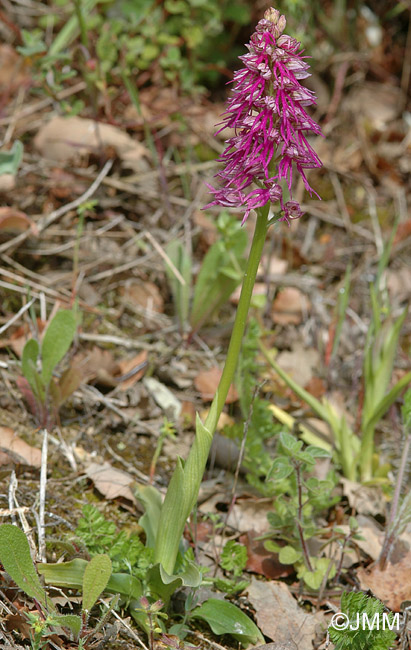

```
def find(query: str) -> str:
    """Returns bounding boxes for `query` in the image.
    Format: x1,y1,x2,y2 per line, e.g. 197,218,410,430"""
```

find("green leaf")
364,370,411,433
38,558,88,589
263,539,282,553
402,388,411,430
267,457,293,481
38,558,142,600
278,545,302,564
146,561,202,603
41,310,77,386
107,572,143,600
82,554,112,613
165,240,192,327
0,141,23,175
192,598,264,645
22,339,44,400
304,445,331,459
0,524,53,613
220,541,247,576
135,484,163,549
279,431,302,455
53,614,82,637
297,557,336,590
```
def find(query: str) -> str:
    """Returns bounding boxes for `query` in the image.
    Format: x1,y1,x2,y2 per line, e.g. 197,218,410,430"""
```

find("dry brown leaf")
271,287,310,325
386,267,411,302
119,281,164,314
0,44,29,90
225,497,272,535
116,350,148,390
34,116,149,172
74,346,118,386
247,577,325,649
357,550,411,611
276,344,320,387
259,256,288,276
85,461,137,504
194,367,238,403
0,427,41,467
0,207,37,234
340,478,386,517
239,532,293,580
343,83,403,129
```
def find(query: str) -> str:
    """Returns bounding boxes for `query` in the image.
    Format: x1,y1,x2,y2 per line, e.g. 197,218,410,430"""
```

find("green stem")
208,204,269,424
153,206,269,572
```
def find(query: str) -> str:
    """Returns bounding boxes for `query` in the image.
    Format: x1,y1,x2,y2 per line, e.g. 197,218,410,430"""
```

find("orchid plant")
151,7,323,582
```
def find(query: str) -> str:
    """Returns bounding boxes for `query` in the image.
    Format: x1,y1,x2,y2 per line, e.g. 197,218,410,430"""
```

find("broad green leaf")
22,339,43,400
135,484,163,549
38,559,142,600
147,561,202,603
0,141,23,175
263,539,282,553
41,310,77,386
82,554,112,613
267,457,293,481
298,557,336,590
153,457,187,572
154,407,215,574
107,573,142,600
52,614,82,637
0,524,53,613
192,598,264,645
278,545,302,564
165,240,192,327
279,431,302,455
304,445,331,458
38,558,88,589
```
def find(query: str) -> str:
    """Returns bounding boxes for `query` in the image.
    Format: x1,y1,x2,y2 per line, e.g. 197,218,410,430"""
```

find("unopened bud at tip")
264,7,286,36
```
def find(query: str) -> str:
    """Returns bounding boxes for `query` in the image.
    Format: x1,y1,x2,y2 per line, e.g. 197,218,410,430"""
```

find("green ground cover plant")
19,309,80,427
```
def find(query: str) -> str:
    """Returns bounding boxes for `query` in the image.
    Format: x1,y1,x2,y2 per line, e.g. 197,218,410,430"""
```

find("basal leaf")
82,553,112,613
22,339,43,400
192,598,264,645
38,559,142,600
0,524,53,612
0,141,23,175
278,545,302,564
41,310,77,387
53,614,82,637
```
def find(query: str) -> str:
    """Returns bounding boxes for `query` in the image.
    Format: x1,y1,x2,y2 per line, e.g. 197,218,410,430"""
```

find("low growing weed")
165,211,248,332
18,309,80,427
262,252,411,482
0,524,113,650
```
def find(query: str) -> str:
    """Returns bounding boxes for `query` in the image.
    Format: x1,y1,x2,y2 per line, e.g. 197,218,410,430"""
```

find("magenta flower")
204,7,322,225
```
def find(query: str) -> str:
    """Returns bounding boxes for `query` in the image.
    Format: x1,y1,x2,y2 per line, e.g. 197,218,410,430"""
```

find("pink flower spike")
203,6,322,225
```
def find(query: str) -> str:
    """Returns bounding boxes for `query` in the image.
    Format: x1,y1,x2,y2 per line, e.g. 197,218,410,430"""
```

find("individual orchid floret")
204,7,322,225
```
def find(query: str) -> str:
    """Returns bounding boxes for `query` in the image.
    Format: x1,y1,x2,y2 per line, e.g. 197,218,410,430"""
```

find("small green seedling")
165,211,248,332
0,524,112,649
264,431,342,590
19,309,80,426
